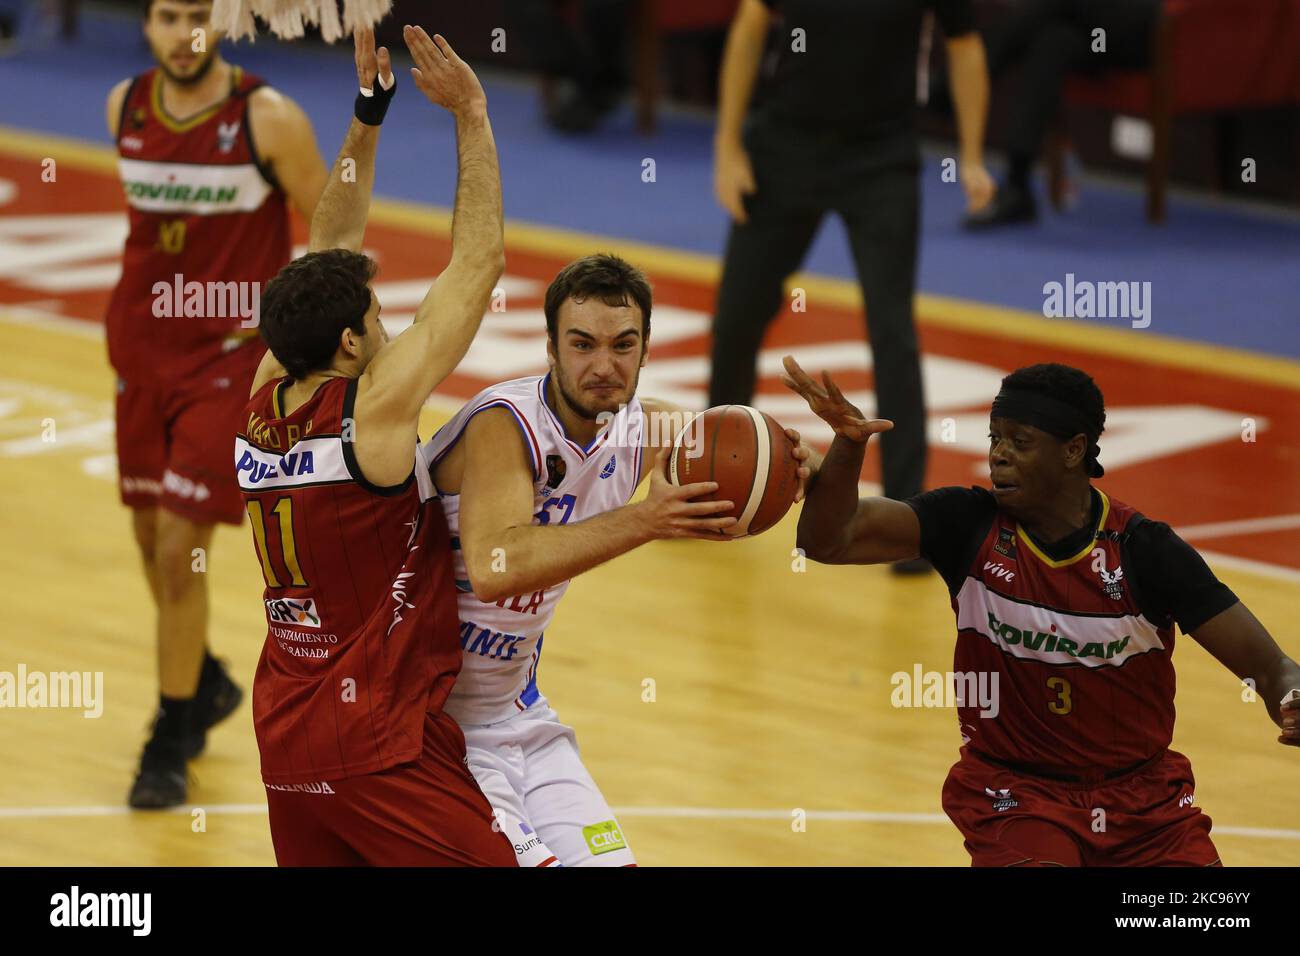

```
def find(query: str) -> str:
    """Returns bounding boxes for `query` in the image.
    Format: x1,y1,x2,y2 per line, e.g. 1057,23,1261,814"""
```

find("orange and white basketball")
667,405,800,537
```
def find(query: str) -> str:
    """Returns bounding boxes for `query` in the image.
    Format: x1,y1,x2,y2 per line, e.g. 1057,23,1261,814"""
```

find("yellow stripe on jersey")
1016,489,1113,569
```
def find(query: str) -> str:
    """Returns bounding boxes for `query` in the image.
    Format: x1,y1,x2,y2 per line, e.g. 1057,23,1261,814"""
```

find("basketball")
667,405,800,537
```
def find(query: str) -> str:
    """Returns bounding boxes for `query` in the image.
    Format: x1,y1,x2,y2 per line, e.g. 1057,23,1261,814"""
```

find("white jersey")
421,373,645,726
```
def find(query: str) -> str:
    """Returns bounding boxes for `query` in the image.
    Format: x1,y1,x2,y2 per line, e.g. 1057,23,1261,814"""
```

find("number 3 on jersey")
1047,676,1073,715
536,493,577,525
247,497,309,588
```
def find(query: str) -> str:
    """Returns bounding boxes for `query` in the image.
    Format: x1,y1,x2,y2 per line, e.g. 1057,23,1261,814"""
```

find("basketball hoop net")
211,0,393,43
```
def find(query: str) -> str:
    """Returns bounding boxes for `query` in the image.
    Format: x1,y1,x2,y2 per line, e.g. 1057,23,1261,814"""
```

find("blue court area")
6,1,1299,357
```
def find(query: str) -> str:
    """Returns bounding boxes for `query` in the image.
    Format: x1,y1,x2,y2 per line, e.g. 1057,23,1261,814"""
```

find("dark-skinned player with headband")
783,354,1299,866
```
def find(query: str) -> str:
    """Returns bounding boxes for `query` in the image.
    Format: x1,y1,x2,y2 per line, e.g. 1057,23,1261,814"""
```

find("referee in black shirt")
711,0,995,574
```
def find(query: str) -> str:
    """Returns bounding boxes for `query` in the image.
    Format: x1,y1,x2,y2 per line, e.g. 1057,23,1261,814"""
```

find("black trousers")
708,117,926,501
985,0,1159,158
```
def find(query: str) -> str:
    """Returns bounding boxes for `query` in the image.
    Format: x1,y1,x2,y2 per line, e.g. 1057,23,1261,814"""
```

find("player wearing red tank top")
238,25,515,865
109,0,328,809
786,356,1300,866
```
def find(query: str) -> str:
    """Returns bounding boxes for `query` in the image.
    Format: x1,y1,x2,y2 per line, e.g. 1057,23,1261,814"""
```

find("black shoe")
890,557,933,576
962,185,1038,230
186,657,244,759
128,726,189,809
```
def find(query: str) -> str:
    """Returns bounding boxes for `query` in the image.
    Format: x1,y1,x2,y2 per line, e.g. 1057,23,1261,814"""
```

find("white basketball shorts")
460,702,635,868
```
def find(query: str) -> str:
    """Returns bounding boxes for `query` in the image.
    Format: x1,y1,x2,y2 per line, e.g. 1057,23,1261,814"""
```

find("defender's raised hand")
781,355,893,444
404,25,486,114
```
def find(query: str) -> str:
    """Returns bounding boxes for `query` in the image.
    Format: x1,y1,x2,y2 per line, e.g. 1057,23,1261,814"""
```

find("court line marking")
1177,514,1300,541
0,804,1295,840
3,127,1299,391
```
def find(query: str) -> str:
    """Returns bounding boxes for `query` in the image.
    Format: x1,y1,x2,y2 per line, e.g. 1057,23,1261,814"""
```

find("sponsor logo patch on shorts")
984,786,1018,812
583,820,626,856
264,781,335,794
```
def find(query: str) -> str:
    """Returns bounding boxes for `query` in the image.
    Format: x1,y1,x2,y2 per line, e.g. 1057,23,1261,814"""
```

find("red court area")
4,149,1299,570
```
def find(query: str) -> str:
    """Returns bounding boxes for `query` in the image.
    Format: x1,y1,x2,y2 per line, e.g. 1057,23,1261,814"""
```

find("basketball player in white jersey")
424,253,811,866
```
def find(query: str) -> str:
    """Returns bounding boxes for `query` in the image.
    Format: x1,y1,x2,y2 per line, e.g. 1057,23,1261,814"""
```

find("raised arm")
457,409,736,603
356,26,504,424
782,355,920,564
307,29,392,253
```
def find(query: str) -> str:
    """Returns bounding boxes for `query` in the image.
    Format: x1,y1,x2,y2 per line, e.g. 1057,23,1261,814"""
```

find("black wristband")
354,77,396,126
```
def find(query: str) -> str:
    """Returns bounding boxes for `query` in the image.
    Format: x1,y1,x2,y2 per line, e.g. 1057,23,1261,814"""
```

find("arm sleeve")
905,485,996,592
929,0,978,37
1127,520,1239,634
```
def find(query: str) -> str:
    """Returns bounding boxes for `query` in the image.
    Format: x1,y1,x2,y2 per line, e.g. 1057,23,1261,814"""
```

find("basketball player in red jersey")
235,25,514,865
785,356,1300,866
107,0,328,808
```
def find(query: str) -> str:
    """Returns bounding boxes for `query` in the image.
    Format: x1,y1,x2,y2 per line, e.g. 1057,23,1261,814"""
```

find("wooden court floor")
3,315,1299,866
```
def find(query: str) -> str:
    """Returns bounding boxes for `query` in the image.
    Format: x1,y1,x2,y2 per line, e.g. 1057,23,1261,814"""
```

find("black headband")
990,388,1105,478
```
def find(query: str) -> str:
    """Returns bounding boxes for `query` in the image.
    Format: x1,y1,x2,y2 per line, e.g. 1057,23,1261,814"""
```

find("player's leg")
128,507,217,808
117,378,166,602
128,368,248,808
118,377,193,807
1098,750,1221,867
462,719,564,867
941,750,1085,867
343,712,518,866
518,706,636,867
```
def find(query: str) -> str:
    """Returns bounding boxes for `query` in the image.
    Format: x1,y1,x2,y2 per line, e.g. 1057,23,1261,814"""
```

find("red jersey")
107,66,289,386
946,490,1179,774
236,377,464,785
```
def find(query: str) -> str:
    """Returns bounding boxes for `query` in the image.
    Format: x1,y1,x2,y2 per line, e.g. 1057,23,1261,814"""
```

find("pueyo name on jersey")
234,436,349,491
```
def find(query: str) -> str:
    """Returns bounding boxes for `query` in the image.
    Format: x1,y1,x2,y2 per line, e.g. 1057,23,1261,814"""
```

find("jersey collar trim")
1015,488,1110,569
149,64,241,134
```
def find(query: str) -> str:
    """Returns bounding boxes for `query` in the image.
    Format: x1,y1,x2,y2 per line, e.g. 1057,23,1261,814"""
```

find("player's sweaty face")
145,1,218,86
988,418,1061,515
549,298,646,420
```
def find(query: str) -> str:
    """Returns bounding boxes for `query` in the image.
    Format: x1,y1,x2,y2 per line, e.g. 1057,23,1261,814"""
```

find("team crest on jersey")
993,527,1017,559
543,454,567,494
1090,548,1125,600
984,786,1018,812
217,120,241,154
599,454,616,479
265,597,321,628
130,106,146,129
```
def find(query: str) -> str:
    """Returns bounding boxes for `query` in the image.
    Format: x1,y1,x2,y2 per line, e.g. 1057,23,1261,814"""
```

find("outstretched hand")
403,24,486,115
781,355,894,444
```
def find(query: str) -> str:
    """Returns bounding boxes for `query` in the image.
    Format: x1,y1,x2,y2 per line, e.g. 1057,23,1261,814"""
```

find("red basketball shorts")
114,342,263,525
942,746,1220,867
264,711,519,867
